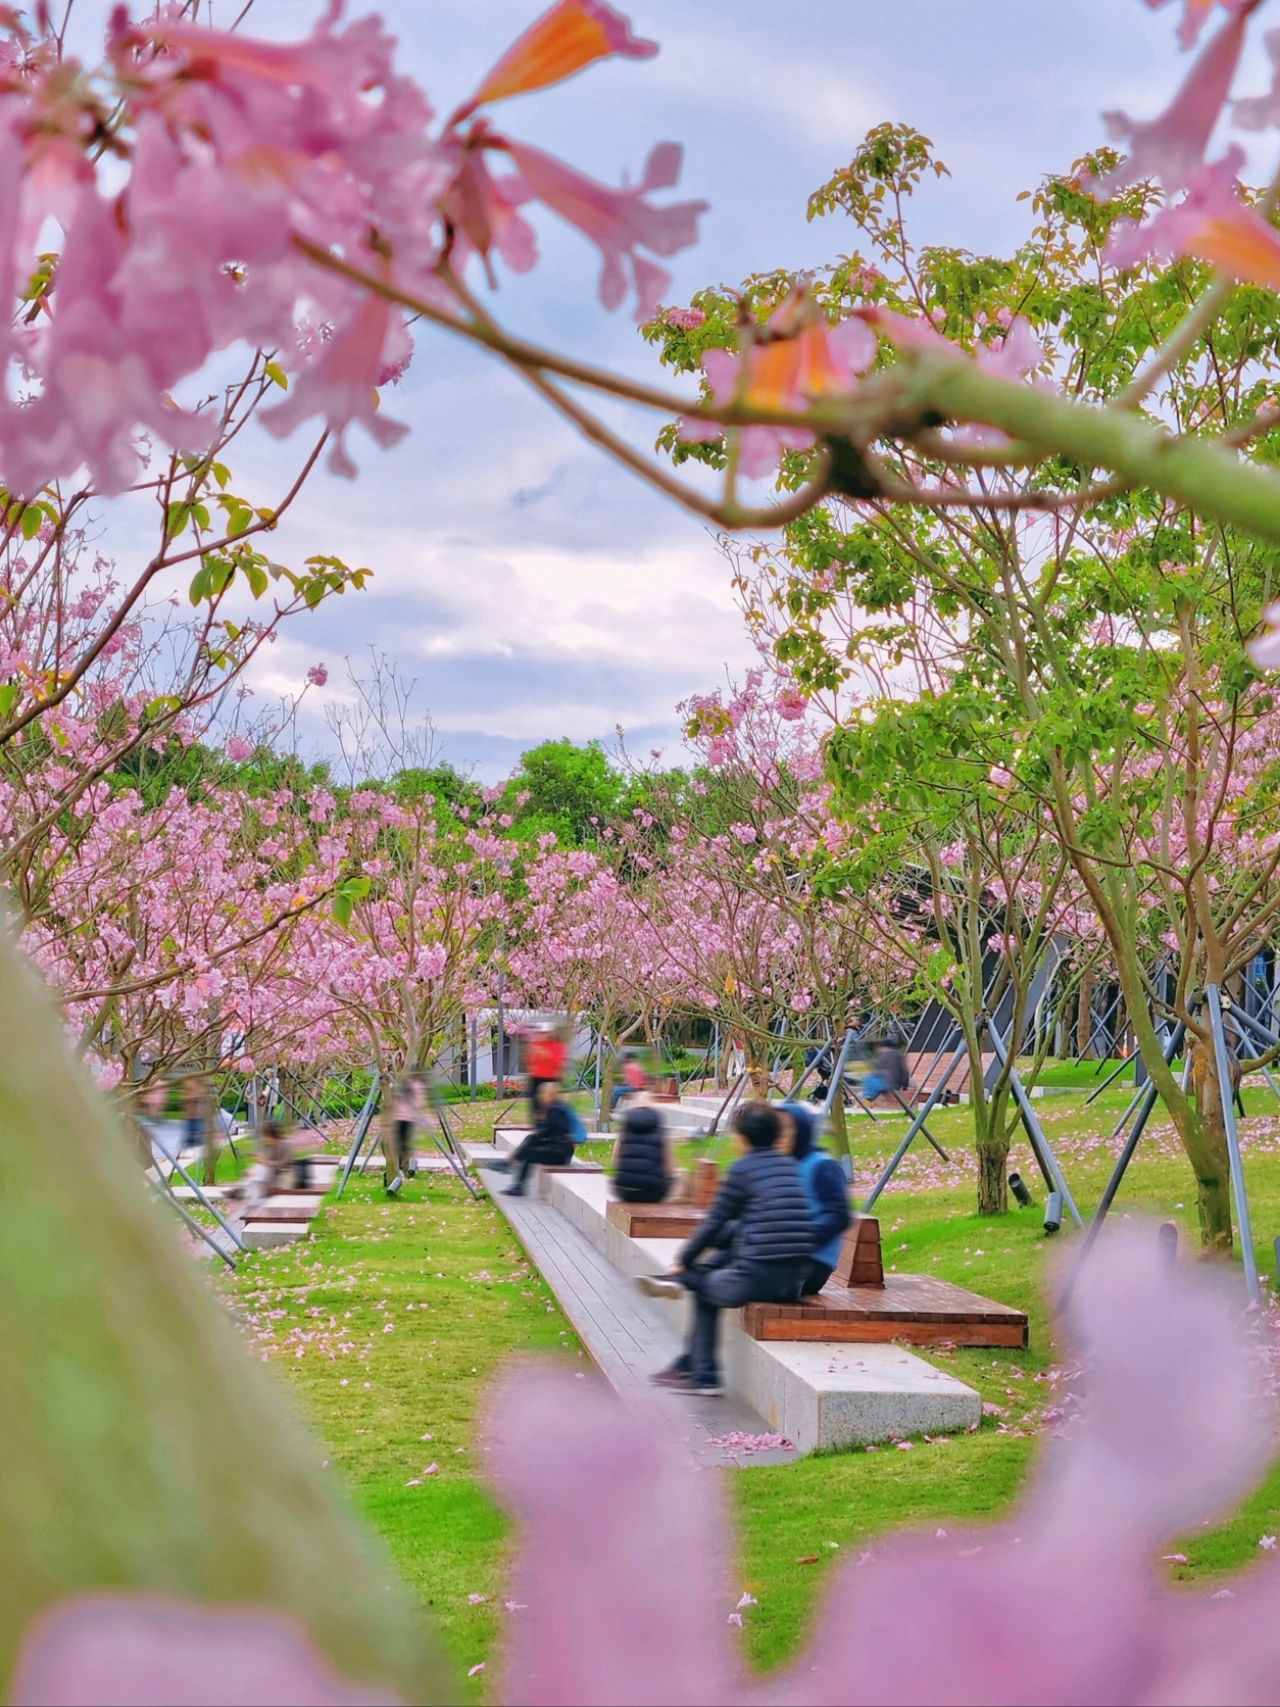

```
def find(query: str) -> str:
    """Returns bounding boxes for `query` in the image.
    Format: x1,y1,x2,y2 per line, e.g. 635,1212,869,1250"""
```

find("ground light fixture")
1009,1171,1033,1208
1159,1221,1179,1267
1044,1191,1063,1234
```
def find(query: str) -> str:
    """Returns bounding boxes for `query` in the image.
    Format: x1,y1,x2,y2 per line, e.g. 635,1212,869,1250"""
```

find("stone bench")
543,1170,981,1452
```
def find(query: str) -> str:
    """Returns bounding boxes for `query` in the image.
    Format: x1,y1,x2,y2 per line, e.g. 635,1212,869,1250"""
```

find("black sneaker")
502,1184,525,1197
679,1378,724,1398
649,1365,692,1389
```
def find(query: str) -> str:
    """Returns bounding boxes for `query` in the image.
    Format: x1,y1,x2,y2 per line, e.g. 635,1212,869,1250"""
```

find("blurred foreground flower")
483,1231,1276,1706
11,1597,400,1706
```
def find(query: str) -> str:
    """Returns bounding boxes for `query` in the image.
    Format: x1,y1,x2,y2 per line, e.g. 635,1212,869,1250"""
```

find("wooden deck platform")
744,1274,1028,1348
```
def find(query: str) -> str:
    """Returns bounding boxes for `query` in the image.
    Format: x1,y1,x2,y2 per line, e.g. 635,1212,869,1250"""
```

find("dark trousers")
616,1180,671,1204
512,1133,573,1190
802,1257,834,1297
677,1257,809,1384
394,1119,416,1176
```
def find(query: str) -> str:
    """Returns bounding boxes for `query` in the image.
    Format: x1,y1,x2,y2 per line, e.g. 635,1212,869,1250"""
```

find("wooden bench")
741,1215,1029,1349
606,1199,703,1239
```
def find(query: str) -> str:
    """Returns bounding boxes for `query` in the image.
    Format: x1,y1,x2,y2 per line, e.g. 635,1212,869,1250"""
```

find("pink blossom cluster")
0,0,704,495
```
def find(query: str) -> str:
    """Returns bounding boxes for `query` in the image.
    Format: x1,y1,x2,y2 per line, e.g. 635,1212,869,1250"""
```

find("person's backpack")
565,1105,589,1146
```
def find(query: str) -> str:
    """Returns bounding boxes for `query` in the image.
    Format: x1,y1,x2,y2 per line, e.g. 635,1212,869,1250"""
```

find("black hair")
733,1101,781,1150
779,1101,819,1158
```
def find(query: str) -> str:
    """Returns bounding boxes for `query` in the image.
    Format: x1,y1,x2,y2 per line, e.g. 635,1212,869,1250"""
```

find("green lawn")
218,1087,1280,1691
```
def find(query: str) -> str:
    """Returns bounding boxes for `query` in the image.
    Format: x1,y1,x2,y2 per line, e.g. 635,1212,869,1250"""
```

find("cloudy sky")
142,1,1229,776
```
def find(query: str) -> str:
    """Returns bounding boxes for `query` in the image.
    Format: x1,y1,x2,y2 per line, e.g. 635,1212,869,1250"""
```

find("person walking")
610,1049,647,1111
778,1102,851,1296
860,1039,908,1105
611,1079,673,1204
502,1079,575,1197
525,1022,568,1121
383,1073,421,1196
638,1102,813,1396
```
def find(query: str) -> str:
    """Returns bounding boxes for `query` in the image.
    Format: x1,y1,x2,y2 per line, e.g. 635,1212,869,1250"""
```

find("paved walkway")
476,1159,796,1468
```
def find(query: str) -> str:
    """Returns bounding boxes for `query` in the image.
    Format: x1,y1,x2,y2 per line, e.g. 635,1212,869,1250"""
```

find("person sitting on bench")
638,1101,814,1397
611,1082,673,1204
859,1039,908,1104
503,1079,575,1197
779,1102,851,1296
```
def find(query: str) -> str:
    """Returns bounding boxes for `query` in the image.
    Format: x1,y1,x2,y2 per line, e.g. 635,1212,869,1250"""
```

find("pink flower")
988,764,1015,790
225,735,254,763
667,306,706,330
1097,9,1249,197
261,291,412,479
482,1231,1271,1705
306,664,329,688
11,1595,400,1705
1146,0,1250,51
682,295,876,477
1248,601,1280,669
1233,25,1280,128
502,139,706,320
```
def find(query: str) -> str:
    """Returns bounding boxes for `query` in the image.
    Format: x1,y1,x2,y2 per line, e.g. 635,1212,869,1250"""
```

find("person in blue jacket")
778,1101,852,1297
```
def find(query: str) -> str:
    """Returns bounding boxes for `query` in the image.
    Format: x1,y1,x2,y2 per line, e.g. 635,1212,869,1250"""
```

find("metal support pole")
985,1021,1083,1228
862,1038,967,1211
1063,1021,1187,1305
593,1028,604,1130
1220,1003,1280,1111
818,1029,860,1121
149,1177,237,1270
1206,984,1261,1306
337,1071,381,1198
156,1145,247,1252
1085,1051,1140,1108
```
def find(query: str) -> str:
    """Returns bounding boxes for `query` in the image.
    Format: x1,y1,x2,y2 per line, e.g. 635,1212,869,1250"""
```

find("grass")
218,1085,1280,1691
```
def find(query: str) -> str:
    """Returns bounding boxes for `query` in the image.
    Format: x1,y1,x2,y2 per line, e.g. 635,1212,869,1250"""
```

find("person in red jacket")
525,1023,567,1120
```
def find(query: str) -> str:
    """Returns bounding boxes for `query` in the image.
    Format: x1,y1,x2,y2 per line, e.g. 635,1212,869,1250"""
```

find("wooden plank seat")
743,1274,1028,1348
740,1215,1028,1349
606,1198,704,1240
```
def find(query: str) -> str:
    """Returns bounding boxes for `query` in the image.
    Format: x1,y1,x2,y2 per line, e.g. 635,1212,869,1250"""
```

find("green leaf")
331,892,353,929
0,682,21,720
19,506,42,541
188,565,211,606
264,361,289,390
166,502,192,540
242,560,269,600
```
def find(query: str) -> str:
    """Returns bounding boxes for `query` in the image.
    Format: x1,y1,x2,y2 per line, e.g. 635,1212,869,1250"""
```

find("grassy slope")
220,1088,1280,1689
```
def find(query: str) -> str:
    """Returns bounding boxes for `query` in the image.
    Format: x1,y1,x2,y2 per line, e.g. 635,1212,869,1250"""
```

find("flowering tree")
647,111,1280,1246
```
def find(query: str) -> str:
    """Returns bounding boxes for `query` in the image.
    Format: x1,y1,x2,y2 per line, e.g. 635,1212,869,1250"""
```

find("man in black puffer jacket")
638,1101,814,1396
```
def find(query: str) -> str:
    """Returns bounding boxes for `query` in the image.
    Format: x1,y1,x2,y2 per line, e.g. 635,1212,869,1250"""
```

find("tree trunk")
827,1091,852,1169
1076,966,1097,1058
1189,1041,1236,1255
976,1139,1009,1216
